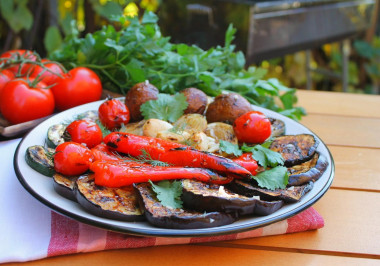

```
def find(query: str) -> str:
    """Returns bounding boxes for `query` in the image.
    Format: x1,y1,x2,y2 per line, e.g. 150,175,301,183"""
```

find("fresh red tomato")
51,67,102,111
0,79,55,124
64,119,103,148
0,69,14,98
54,142,94,176
30,59,65,86
233,111,271,144
0,49,37,74
98,98,130,130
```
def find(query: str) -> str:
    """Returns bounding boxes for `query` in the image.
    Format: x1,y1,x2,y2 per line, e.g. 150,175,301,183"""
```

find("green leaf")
140,93,188,123
150,180,183,209
2,0,33,33
219,140,242,157
242,144,284,169
44,26,63,55
253,166,289,190
92,1,122,19
224,24,236,48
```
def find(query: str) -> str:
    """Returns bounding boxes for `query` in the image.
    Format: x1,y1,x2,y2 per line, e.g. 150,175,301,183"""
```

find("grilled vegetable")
104,132,253,179
134,182,236,229
77,110,98,122
288,152,328,186
90,160,233,187
142,119,173,138
173,113,208,134
182,179,283,216
269,134,318,166
91,143,121,161
180,87,208,115
204,122,238,144
74,174,144,221
227,180,314,203
25,145,55,177
46,124,66,148
269,118,285,137
53,173,78,201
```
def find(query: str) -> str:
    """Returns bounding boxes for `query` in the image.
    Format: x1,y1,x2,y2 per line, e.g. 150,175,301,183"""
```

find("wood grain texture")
300,114,380,148
219,189,380,257
3,245,380,266
329,146,380,191
296,90,380,118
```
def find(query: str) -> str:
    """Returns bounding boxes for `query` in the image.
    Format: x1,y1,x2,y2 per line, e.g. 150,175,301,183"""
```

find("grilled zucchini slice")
134,182,236,229
46,124,66,148
25,145,55,177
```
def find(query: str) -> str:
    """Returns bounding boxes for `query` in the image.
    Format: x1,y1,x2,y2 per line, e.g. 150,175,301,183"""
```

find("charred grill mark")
107,141,118,149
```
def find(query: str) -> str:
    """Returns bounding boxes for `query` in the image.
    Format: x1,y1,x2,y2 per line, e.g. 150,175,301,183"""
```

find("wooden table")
5,90,380,265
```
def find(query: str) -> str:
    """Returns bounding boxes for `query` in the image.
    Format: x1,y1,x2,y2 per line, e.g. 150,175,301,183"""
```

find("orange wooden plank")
296,90,380,118
329,146,380,191
219,189,380,257
4,245,379,266
299,114,380,148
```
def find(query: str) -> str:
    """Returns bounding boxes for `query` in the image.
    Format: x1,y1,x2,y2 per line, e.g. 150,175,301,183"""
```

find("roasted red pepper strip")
91,143,121,161
232,153,258,175
104,132,253,179
90,160,233,187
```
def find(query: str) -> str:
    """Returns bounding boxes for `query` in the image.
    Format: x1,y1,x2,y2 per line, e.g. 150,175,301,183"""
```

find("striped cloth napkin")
0,139,324,263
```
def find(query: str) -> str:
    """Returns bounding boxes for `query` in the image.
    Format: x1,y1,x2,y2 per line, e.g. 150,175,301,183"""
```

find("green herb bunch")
50,11,305,120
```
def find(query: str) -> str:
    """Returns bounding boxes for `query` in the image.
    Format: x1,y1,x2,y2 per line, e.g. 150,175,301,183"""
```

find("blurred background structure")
0,0,379,94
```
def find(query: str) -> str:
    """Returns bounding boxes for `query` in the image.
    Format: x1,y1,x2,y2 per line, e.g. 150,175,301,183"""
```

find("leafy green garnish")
254,166,289,190
219,140,242,157
95,119,112,138
149,180,183,209
242,144,284,169
140,93,188,123
49,11,305,120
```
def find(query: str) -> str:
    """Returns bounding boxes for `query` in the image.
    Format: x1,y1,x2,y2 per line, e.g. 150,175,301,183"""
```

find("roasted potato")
174,114,208,134
188,132,219,153
142,119,173,138
181,87,208,114
205,93,252,124
125,81,159,122
156,130,191,144
204,122,238,144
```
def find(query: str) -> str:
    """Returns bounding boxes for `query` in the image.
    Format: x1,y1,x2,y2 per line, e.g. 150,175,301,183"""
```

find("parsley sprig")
219,140,288,190
149,180,183,209
50,11,305,120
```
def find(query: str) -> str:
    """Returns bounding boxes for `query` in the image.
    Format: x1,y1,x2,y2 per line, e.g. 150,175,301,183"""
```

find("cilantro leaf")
219,140,242,157
140,93,188,123
253,166,289,190
149,180,183,209
242,143,284,169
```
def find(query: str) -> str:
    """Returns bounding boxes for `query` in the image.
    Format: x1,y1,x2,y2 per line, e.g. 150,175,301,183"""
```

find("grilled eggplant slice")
134,182,236,229
53,173,78,201
269,118,285,137
46,124,66,148
181,179,284,216
25,145,55,177
288,152,328,186
270,134,318,166
181,179,257,216
75,174,144,222
228,180,314,203
76,110,98,121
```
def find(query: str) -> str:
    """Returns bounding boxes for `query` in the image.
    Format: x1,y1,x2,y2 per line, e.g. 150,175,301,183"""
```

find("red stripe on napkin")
47,212,80,257
105,231,156,250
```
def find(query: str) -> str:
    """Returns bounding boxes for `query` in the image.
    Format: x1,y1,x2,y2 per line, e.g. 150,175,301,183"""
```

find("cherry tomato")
98,98,130,130
0,50,37,74
64,119,103,148
51,67,102,111
30,59,65,86
0,69,14,98
233,111,271,144
54,142,94,176
0,79,55,124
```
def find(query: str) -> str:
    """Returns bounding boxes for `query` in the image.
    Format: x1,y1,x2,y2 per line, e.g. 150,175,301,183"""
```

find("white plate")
14,99,334,237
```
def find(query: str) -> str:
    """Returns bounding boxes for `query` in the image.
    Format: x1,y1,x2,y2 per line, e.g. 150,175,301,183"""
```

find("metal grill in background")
158,0,376,91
